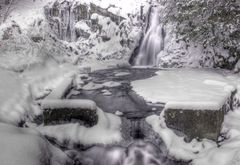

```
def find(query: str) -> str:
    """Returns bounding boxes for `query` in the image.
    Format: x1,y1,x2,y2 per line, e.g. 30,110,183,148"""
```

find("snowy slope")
0,68,40,124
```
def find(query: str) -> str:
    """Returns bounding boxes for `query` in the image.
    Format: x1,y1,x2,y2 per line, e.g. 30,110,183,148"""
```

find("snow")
0,122,72,165
78,0,149,18
132,69,239,110
5,0,52,30
103,81,121,88
22,60,77,100
41,99,97,111
102,89,112,96
115,111,123,116
75,21,90,32
3,0,53,30
0,57,78,125
114,72,131,77
45,76,73,100
0,68,40,125
37,108,122,145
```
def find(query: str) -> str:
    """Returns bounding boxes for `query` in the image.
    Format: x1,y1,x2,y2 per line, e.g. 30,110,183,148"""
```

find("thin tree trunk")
3,0,14,23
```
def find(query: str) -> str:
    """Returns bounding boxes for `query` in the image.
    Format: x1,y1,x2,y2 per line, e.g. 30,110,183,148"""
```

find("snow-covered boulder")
132,69,240,140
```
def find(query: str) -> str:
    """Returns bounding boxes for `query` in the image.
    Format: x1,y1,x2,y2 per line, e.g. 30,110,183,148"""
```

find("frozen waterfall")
134,7,165,66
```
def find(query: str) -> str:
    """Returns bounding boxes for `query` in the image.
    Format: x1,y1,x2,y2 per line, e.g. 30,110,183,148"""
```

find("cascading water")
134,7,165,66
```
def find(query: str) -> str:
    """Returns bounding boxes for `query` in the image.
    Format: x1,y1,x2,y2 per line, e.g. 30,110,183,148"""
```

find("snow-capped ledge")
132,69,240,140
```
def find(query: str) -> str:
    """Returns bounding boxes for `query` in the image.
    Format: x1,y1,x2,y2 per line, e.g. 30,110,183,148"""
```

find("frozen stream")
66,67,188,165
70,68,164,116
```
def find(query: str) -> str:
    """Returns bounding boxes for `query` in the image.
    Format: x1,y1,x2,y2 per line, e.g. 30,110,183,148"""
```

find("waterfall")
134,7,165,66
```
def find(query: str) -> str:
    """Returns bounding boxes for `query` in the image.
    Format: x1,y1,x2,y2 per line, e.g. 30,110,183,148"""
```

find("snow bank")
38,108,122,145
45,77,73,100
0,59,78,125
0,123,72,165
41,99,97,111
22,60,77,100
0,69,40,125
132,69,239,110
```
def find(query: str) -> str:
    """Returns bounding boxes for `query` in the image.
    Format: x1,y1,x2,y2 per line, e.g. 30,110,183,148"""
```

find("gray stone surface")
165,108,224,141
43,106,98,127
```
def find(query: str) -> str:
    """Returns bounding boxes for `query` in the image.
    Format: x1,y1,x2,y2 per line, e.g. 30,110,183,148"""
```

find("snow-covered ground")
0,122,72,165
146,107,240,165
132,69,240,110
0,68,40,124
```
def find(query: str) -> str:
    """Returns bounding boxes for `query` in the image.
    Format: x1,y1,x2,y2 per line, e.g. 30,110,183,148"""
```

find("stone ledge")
165,109,224,141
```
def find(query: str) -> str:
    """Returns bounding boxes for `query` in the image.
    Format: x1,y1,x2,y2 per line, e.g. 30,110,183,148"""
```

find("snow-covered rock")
132,69,239,110
38,108,122,145
146,107,240,165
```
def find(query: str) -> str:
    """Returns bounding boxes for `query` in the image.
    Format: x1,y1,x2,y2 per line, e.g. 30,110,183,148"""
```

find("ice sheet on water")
132,69,239,110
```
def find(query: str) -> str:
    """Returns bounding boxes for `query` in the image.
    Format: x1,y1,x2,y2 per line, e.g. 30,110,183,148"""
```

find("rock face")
165,109,224,141
164,93,235,141
44,1,125,42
